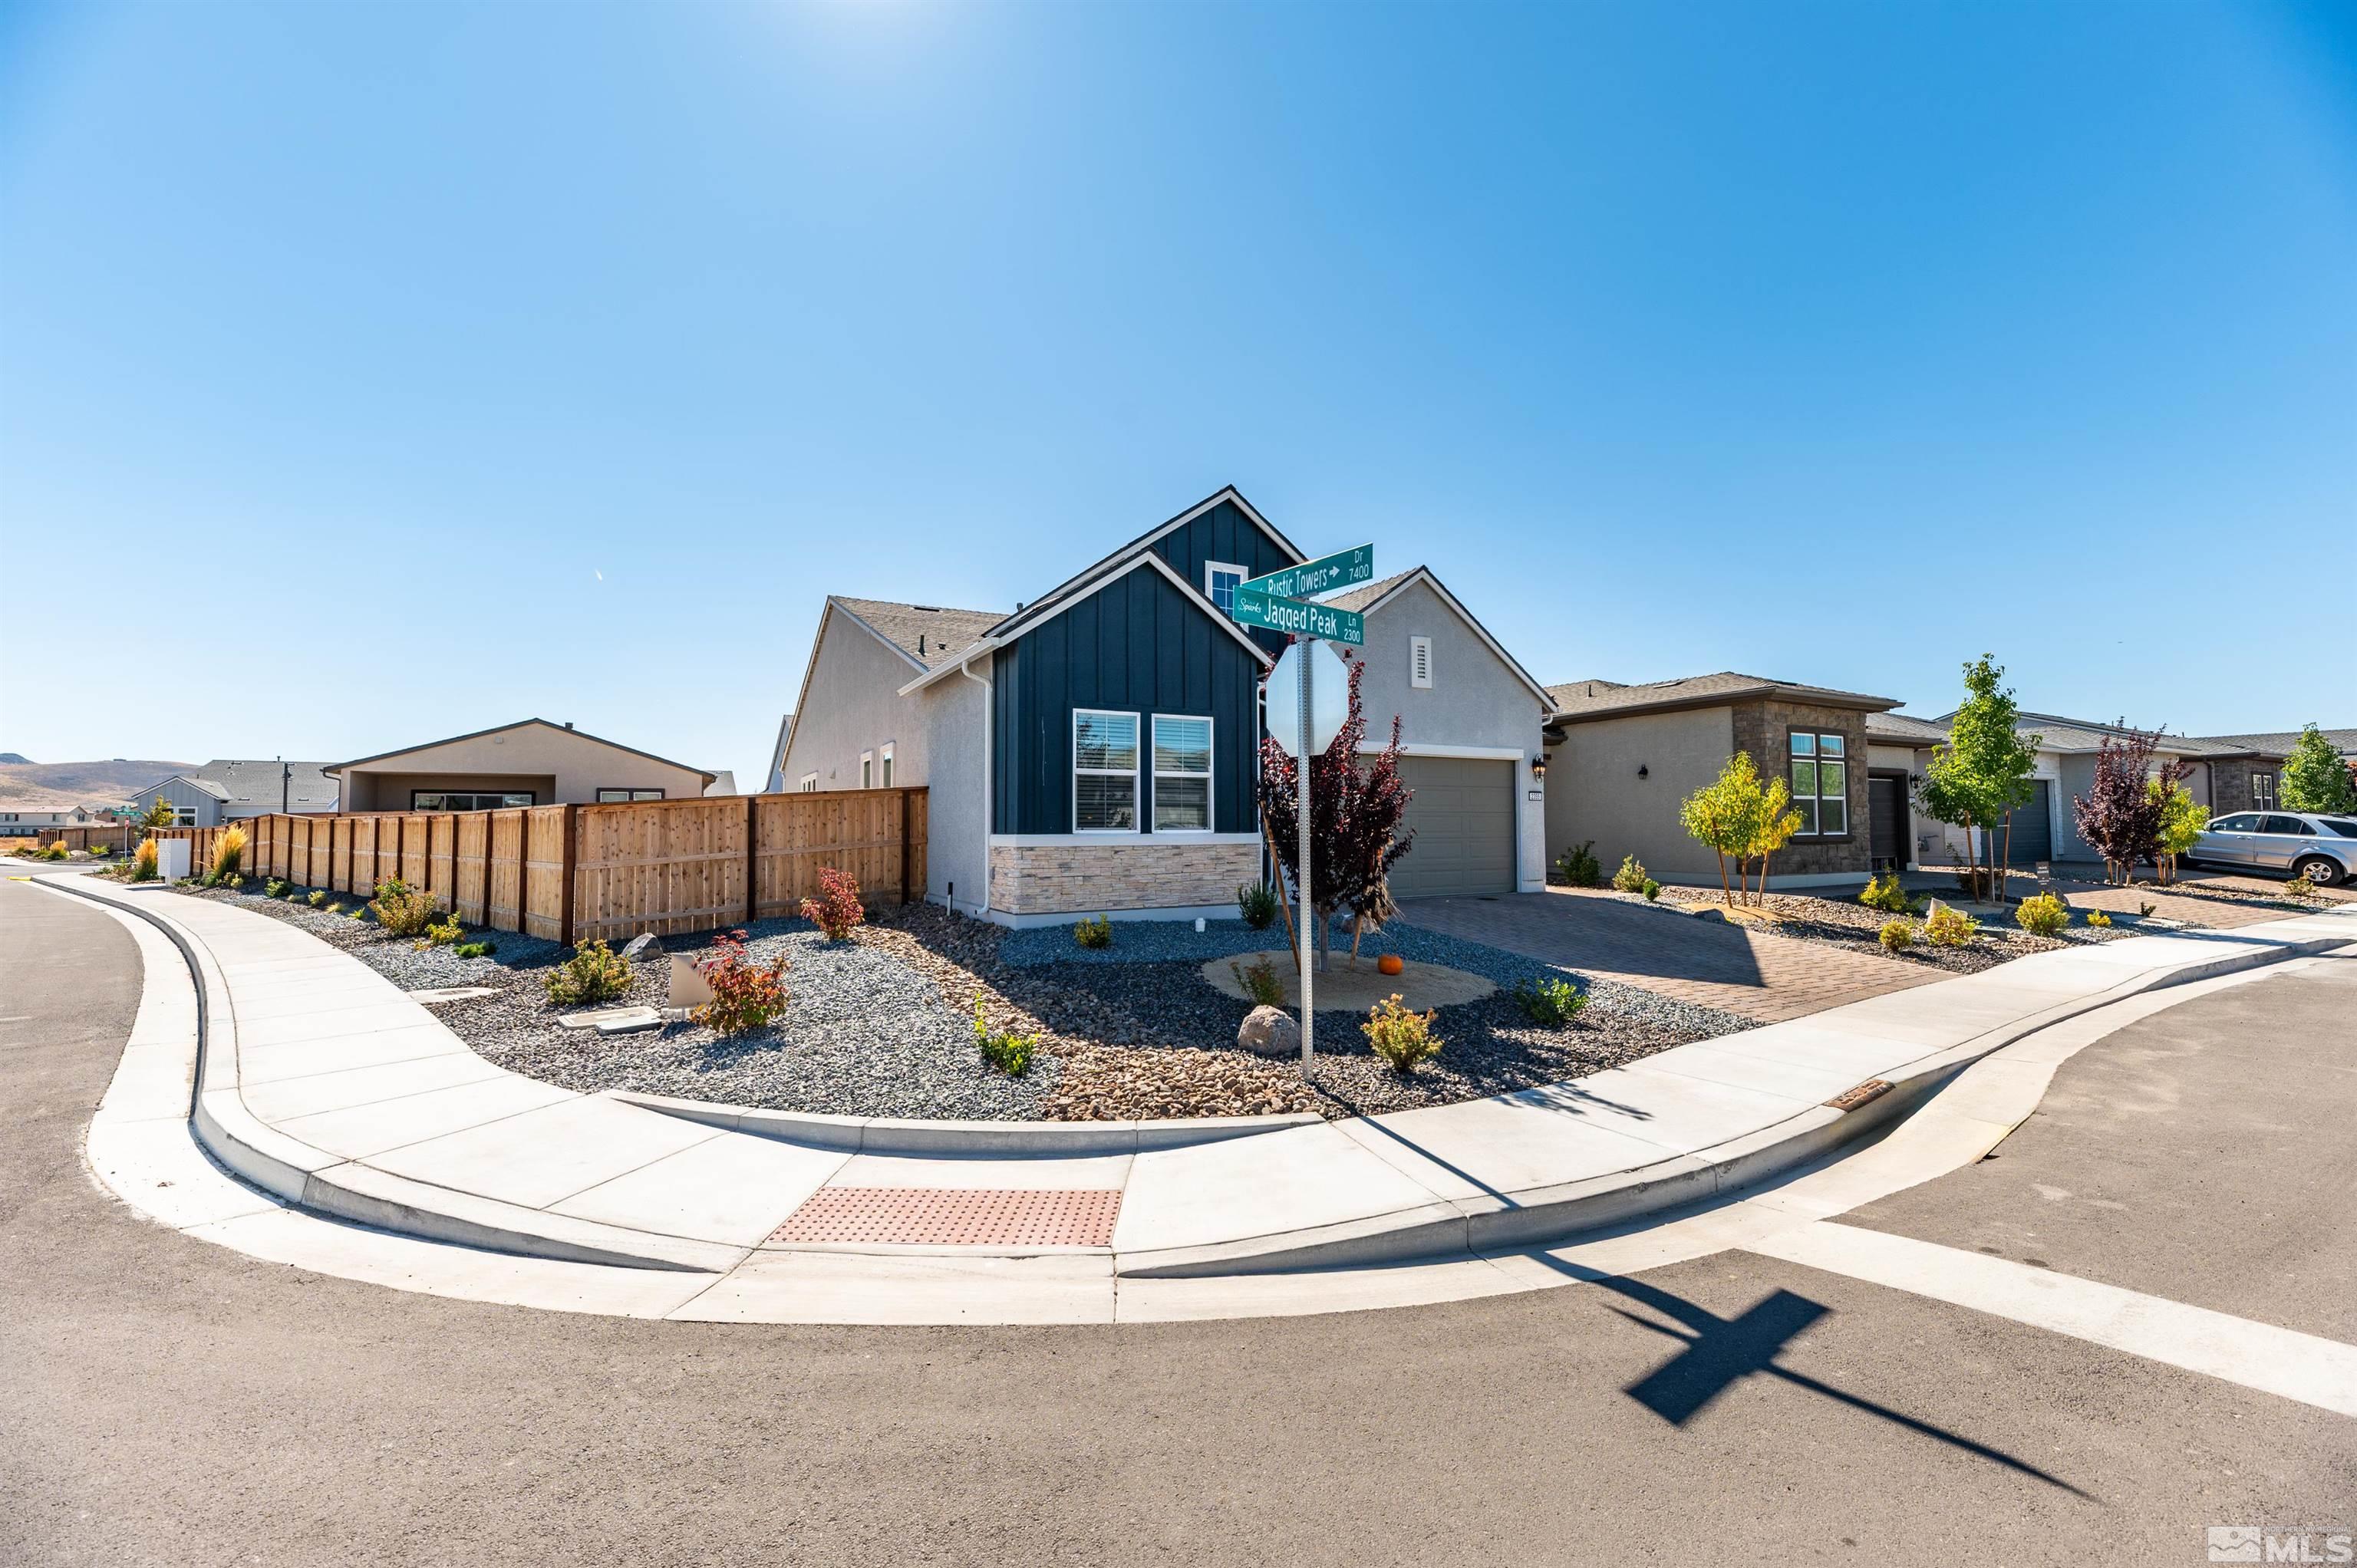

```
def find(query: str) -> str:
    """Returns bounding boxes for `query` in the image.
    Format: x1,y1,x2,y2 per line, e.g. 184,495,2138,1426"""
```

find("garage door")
1993,781,2054,865
1389,756,1516,898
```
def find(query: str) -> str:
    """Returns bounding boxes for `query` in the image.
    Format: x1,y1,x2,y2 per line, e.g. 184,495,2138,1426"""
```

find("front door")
1867,775,1906,871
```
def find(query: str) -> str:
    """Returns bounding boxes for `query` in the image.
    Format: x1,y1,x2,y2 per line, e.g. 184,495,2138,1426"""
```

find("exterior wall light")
1530,757,1548,780
1637,764,1650,779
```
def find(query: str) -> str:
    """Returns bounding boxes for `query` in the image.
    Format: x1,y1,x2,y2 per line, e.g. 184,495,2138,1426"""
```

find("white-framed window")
799,772,819,792
595,788,664,802
2252,771,2277,810
860,750,875,789
1409,635,1433,690
411,791,534,812
1073,709,1140,832
880,743,894,789
1788,731,1848,836
1152,715,1213,832
1205,560,1248,616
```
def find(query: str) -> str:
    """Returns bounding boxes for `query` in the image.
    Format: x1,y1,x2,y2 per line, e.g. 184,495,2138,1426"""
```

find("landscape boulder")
1237,1005,1300,1058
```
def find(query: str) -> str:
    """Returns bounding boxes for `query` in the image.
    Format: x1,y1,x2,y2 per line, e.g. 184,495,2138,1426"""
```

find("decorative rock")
1237,1005,1300,1058
621,932,660,960
557,1005,661,1032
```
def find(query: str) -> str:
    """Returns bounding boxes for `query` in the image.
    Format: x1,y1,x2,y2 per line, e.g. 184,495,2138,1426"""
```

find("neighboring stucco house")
1925,712,2242,867
776,486,1551,926
761,714,795,795
1324,567,1553,898
1541,673,1900,890
129,759,338,826
325,719,715,811
0,805,102,833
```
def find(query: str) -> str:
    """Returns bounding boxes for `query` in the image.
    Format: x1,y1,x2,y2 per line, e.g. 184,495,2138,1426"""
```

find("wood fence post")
898,788,911,906
745,795,758,924
559,804,579,949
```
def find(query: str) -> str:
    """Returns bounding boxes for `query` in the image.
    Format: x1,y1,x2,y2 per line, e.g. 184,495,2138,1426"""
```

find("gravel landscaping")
164,879,1755,1123
1647,884,2135,973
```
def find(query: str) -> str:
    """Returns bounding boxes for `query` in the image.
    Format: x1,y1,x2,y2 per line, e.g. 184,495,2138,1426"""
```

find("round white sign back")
1265,640,1350,757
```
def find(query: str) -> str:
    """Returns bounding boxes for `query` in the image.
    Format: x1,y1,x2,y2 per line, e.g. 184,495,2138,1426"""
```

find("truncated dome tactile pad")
769,1188,1123,1248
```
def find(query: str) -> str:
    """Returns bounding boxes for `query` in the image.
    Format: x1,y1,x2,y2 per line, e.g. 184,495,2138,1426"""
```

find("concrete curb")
1110,917,2356,1277
45,875,740,1275
611,1089,1321,1156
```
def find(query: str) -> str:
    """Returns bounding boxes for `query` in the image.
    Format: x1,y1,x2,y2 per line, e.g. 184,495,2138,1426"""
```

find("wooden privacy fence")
150,787,928,947
31,824,142,852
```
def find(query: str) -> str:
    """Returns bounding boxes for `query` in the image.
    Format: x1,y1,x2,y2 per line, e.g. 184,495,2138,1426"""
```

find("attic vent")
1410,637,1432,690
918,635,926,654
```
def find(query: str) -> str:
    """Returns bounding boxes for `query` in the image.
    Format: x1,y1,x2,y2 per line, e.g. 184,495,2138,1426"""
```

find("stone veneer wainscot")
988,840,1262,917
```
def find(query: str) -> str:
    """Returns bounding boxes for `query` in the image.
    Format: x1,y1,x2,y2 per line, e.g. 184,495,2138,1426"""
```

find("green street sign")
1230,584,1364,646
1242,544,1374,603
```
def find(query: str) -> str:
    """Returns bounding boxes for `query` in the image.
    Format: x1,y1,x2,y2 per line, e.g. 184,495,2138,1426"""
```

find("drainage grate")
769,1188,1122,1247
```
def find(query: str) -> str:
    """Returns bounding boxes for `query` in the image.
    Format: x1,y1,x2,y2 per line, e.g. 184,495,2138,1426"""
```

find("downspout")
959,654,993,918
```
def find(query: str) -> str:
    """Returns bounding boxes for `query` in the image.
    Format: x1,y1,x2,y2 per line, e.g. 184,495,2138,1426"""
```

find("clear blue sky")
4,1,2352,786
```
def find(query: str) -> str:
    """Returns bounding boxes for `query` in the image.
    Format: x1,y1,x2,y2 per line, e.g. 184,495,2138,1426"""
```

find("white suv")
2190,812,2357,888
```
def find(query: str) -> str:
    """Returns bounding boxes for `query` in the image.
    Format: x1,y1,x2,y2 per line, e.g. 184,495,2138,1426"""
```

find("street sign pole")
1297,636,1314,1069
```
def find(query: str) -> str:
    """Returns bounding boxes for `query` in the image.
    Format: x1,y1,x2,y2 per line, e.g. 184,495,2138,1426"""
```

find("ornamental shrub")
798,867,865,940
44,840,71,861
1642,878,1662,901
1230,954,1287,1010
1236,881,1281,931
2085,909,2112,927
1073,913,1113,950
2284,875,2318,901
1860,871,1914,915
692,930,790,1036
453,940,496,959
1554,841,1601,888
265,878,289,899
369,877,439,938
546,939,631,1006
973,993,1037,1076
1878,918,1917,953
210,825,248,880
1611,854,1650,894
1512,974,1587,1027
2014,893,2069,937
307,890,328,908
418,912,463,949
1363,994,1442,1075
1924,903,1977,947
131,839,159,881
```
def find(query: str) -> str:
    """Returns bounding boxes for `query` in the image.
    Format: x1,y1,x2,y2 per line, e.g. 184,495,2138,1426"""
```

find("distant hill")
0,753,30,765
0,758,195,810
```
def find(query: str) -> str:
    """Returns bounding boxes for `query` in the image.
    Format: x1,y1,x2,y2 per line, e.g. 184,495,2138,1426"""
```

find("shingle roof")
1989,712,2249,757
833,598,1007,670
2184,728,2357,758
1865,711,1952,745
1324,568,1419,614
196,759,338,810
1545,671,1897,721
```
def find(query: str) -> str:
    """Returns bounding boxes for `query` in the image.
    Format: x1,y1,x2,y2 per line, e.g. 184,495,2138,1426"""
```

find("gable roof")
193,759,338,810
833,598,1007,671
898,548,1275,696
1328,565,1551,709
1546,671,1898,723
324,719,715,785
134,772,230,802
1865,711,1953,745
763,713,796,793
2184,727,2357,758
981,486,1304,642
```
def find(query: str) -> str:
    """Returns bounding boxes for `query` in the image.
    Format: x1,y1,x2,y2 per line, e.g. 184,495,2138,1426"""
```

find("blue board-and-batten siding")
1147,496,1297,660
991,564,1265,835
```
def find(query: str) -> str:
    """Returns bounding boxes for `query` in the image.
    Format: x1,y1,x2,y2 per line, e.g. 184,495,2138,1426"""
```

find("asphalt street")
2,877,2350,1567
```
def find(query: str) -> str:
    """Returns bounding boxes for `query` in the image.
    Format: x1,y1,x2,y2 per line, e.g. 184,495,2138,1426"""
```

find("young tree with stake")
1258,653,1415,972
1916,655,2040,903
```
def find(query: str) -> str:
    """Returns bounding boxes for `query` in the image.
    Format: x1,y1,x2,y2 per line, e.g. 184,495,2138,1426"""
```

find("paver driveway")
1400,888,1939,1023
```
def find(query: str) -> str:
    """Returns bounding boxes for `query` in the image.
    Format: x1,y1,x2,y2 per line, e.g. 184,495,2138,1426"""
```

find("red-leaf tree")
1258,652,1414,970
2070,725,2184,885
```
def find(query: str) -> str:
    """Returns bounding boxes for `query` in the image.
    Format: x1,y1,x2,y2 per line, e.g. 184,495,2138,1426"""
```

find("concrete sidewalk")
49,874,2357,1286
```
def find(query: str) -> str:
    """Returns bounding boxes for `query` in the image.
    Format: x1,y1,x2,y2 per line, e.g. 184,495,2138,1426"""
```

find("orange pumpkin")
1377,953,1405,977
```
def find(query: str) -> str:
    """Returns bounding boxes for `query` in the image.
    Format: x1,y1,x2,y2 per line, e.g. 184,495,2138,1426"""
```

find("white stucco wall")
921,674,991,917
1343,577,1551,892
776,608,929,794
1544,707,1736,883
